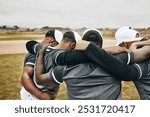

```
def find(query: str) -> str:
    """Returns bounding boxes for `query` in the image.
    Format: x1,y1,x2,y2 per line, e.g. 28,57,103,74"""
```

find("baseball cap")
26,40,40,54
116,29,141,46
63,31,81,43
45,30,63,43
82,29,103,42
115,26,132,39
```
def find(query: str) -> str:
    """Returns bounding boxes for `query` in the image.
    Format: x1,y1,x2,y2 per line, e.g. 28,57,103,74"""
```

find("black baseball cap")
63,31,81,43
45,30,55,37
26,40,40,54
82,29,103,43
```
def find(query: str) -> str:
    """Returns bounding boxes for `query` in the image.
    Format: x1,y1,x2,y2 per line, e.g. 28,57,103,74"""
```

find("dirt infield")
0,39,116,54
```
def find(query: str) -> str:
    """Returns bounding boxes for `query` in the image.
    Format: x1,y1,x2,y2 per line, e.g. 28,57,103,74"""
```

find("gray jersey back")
62,63,121,100
24,53,36,68
134,59,150,99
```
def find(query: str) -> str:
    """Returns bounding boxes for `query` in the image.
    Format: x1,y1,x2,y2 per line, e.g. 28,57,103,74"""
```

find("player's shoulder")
25,52,36,60
24,52,36,67
46,46,63,52
45,46,64,54
46,46,56,51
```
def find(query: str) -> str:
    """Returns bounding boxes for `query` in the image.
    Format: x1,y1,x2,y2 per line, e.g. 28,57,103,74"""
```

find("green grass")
122,81,140,100
0,31,115,41
0,53,67,100
0,54,139,100
0,54,25,99
0,35,43,41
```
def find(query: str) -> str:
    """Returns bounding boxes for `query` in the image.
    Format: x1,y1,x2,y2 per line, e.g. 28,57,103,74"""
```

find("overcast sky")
0,0,150,28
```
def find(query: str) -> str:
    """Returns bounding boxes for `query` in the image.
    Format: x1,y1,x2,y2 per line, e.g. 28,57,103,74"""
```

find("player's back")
44,46,64,72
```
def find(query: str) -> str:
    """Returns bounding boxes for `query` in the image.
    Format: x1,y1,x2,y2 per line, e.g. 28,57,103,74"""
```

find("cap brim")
116,37,142,46
26,40,38,54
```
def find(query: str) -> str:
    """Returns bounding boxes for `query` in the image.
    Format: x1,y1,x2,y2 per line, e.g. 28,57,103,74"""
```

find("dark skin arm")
75,40,130,54
35,45,57,86
21,66,54,100
129,40,150,62
104,46,130,55
35,41,150,84
132,46,150,63
129,39,150,50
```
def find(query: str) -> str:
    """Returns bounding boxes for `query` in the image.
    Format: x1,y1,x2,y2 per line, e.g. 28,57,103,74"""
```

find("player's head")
115,27,141,49
60,31,81,50
42,29,63,47
82,29,103,48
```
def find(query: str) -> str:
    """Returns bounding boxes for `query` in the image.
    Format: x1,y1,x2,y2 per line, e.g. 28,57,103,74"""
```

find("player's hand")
38,92,56,100
39,44,49,53
105,46,130,55
75,40,90,50
129,43,138,51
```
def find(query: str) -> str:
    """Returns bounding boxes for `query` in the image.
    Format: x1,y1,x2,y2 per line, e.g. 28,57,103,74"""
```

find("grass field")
0,31,113,41
0,34,43,41
0,54,140,100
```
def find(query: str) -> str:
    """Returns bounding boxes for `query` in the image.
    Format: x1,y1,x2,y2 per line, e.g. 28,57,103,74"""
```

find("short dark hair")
62,31,76,43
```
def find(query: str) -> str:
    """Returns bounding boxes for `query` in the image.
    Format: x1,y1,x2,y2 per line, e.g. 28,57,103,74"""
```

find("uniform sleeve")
84,43,141,81
137,60,150,78
55,50,89,65
49,66,65,84
24,53,36,68
114,52,134,65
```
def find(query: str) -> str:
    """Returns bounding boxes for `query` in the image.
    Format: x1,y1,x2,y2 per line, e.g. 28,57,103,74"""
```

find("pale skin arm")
21,66,54,100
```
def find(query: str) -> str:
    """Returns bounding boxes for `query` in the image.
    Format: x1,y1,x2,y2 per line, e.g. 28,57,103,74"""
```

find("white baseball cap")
45,29,63,44
54,30,63,43
115,26,132,40
73,31,81,42
116,29,141,46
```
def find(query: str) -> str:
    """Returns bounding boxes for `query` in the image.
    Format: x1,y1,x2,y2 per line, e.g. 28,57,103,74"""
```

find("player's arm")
132,46,150,63
79,42,150,80
129,39,150,50
35,45,49,85
21,54,54,100
76,40,150,63
104,46,130,55
35,46,61,86
75,40,129,54
55,41,128,65
21,66,53,100
35,45,57,86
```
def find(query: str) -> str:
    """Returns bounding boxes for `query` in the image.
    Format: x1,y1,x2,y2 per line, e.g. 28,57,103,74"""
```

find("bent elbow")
145,53,150,60
20,76,24,86
36,76,43,85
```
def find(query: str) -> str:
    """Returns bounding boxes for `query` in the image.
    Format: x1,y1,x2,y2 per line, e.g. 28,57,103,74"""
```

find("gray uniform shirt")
50,53,133,100
134,59,150,100
24,53,36,69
